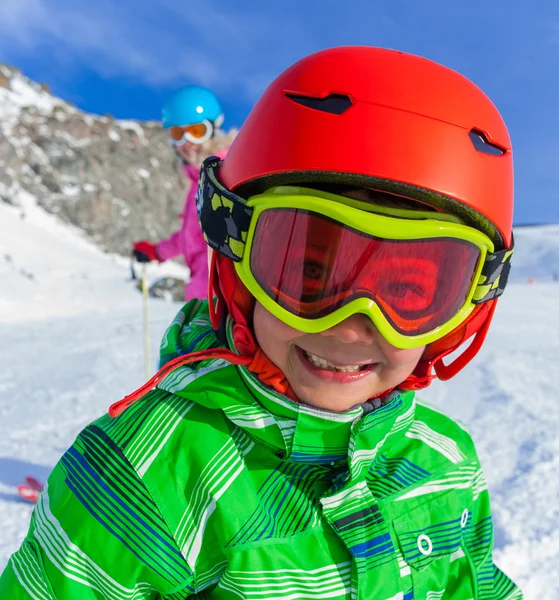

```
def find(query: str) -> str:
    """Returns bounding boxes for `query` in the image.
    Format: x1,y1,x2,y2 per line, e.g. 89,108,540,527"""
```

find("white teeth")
303,350,366,373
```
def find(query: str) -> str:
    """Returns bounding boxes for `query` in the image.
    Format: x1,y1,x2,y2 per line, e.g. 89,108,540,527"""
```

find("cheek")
253,303,302,348
177,143,196,158
384,345,426,369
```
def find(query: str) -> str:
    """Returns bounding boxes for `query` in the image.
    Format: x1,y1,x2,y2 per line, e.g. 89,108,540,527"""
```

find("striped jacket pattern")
0,300,522,599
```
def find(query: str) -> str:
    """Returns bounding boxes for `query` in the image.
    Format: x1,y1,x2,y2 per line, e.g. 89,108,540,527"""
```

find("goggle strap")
472,241,514,304
197,157,253,262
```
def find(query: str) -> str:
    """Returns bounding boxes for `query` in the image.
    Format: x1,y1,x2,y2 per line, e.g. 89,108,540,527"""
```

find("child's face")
253,302,425,412
176,141,201,165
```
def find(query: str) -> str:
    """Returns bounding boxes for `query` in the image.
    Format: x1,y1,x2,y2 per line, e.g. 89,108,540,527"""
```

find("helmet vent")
469,130,506,156
286,93,353,115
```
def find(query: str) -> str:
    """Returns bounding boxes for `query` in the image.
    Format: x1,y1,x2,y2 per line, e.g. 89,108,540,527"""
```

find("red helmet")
221,45,513,248
212,46,514,387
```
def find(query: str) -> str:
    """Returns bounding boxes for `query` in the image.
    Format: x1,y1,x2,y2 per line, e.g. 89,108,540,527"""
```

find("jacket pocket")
392,490,475,599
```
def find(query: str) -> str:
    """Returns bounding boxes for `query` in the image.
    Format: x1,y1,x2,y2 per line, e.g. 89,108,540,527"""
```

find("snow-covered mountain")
0,64,234,255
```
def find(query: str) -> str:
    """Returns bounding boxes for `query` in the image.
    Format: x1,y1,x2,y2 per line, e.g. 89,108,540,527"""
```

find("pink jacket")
156,149,228,301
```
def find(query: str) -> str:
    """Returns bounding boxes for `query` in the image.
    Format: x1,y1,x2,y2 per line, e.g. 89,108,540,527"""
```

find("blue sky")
1,0,559,225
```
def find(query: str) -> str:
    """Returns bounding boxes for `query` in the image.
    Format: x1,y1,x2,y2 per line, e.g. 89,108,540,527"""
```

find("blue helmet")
161,85,223,129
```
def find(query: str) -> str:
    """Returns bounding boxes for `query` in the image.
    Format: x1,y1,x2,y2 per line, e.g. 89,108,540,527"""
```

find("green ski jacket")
0,300,522,599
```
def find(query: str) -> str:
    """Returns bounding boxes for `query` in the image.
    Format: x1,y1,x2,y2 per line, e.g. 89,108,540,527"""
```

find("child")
133,85,232,301
0,47,521,599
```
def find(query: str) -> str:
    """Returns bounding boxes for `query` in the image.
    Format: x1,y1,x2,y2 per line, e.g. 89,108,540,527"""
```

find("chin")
297,388,371,413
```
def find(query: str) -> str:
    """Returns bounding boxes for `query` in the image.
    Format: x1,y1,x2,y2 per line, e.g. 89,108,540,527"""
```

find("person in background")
133,86,231,301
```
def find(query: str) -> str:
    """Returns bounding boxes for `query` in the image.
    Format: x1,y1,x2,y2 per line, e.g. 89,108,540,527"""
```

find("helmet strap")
433,301,496,380
211,254,297,400
399,301,496,391
209,250,225,332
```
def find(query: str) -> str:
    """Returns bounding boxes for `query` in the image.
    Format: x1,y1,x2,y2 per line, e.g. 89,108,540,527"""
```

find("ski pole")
141,263,151,379
130,254,137,281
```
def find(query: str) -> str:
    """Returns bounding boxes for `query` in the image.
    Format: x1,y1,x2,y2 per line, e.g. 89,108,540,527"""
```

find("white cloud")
0,0,55,46
0,0,314,99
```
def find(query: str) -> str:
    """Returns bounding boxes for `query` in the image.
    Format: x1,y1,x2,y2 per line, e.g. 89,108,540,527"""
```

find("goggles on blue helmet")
168,114,224,147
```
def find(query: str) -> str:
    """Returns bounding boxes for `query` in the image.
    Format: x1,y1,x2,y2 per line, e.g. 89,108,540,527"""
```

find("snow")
0,68,152,156
60,183,80,197
0,188,188,321
421,284,559,598
108,128,121,142
0,196,558,598
117,120,146,140
0,70,65,126
9,78,61,115
55,129,91,148
507,224,559,283
137,168,150,179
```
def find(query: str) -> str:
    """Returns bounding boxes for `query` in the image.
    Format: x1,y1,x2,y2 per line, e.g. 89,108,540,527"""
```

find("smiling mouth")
301,349,373,373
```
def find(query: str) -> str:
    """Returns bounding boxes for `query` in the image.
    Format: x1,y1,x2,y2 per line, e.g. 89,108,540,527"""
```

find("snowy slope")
1,199,558,598
0,64,67,126
0,195,186,571
508,224,559,283
421,284,559,599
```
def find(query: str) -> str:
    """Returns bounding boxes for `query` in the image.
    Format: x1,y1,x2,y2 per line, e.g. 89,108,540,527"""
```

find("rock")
0,62,237,259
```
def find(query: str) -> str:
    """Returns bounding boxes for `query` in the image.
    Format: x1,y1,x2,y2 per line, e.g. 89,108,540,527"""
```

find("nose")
319,313,377,345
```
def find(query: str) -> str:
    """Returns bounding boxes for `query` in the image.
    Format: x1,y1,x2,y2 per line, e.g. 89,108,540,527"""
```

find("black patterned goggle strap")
472,241,514,304
196,156,253,262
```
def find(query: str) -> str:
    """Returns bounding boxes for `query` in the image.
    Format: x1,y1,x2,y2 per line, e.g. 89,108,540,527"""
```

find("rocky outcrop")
0,63,236,255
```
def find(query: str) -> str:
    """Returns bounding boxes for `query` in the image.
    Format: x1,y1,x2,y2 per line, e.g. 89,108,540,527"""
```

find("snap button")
461,509,469,528
417,534,433,556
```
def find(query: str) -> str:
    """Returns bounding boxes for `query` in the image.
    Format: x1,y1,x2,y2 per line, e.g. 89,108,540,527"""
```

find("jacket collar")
157,301,416,477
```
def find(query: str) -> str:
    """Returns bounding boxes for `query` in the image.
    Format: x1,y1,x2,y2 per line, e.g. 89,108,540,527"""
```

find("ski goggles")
168,119,214,146
169,114,224,147
198,157,513,349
